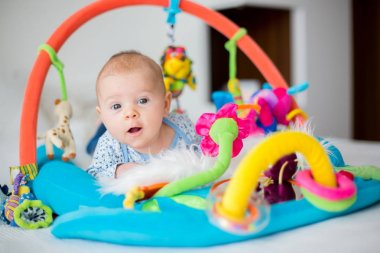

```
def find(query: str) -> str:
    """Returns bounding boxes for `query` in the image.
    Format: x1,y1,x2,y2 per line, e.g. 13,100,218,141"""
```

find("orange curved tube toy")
20,0,296,165
217,131,337,221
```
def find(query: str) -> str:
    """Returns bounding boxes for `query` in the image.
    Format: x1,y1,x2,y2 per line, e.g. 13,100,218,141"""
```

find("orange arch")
20,0,294,165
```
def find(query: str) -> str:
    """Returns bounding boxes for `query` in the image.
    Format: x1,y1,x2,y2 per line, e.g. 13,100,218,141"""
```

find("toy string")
38,44,68,101
154,118,238,197
165,0,181,44
225,28,247,106
225,28,247,80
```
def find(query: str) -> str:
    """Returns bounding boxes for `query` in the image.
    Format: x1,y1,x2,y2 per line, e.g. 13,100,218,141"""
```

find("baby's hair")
96,50,165,95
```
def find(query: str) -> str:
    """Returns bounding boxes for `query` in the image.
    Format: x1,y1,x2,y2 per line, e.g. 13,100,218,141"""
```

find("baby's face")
96,69,171,153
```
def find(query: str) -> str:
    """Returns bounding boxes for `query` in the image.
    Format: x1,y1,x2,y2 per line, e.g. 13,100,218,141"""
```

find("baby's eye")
111,104,121,110
138,98,149,105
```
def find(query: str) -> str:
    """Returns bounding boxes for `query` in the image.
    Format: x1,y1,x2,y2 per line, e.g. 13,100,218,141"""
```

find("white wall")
0,0,351,185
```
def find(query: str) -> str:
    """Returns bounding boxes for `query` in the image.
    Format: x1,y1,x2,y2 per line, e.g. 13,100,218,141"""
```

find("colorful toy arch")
20,0,297,166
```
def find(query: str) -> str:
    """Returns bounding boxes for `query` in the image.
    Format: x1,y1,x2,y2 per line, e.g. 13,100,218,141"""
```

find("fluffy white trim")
98,148,216,195
288,118,315,136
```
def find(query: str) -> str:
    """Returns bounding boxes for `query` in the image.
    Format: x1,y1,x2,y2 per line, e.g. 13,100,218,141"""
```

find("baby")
88,51,200,178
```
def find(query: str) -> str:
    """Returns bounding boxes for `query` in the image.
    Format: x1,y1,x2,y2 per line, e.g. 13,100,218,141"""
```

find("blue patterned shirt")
87,112,201,178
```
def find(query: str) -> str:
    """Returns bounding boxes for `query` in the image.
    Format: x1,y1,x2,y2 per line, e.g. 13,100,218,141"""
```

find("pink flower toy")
155,103,252,198
195,103,252,158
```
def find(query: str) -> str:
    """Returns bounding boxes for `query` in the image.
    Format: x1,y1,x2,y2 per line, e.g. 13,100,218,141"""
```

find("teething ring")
296,169,357,212
210,179,231,192
296,170,356,201
211,179,259,224
207,180,269,234
209,197,269,235
286,108,308,121
215,200,258,223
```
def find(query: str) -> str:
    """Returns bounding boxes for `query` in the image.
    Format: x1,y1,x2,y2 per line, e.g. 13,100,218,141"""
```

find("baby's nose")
124,109,138,119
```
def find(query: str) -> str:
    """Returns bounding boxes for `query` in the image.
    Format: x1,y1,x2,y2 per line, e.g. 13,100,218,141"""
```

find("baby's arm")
115,163,138,178
87,131,124,178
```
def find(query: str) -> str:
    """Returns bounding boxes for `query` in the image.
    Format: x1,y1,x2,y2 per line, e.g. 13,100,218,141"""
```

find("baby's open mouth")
128,127,142,134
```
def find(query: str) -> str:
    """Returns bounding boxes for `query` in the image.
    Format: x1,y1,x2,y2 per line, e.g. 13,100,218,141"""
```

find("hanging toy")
38,44,76,161
212,27,308,135
161,45,196,99
161,0,196,113
213,28,264,136
210,29,247,112
225,28,247,106
41,99,76,161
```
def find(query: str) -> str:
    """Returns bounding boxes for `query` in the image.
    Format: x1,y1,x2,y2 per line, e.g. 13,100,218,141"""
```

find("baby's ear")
96,106,101,116
164,92,172,115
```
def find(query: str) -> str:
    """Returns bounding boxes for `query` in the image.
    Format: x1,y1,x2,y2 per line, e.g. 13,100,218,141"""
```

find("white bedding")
1,138,380,253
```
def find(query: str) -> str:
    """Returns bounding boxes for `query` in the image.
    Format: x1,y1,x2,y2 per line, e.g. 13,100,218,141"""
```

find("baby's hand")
115,163,138,178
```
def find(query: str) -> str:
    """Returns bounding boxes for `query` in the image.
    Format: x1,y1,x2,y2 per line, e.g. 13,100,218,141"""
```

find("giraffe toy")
42,99,76,162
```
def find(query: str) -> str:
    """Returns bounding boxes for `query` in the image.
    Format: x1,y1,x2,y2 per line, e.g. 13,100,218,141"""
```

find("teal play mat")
33,148,380,247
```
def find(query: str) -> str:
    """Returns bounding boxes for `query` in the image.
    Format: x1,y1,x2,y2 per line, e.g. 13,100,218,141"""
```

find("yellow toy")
161,46,196,99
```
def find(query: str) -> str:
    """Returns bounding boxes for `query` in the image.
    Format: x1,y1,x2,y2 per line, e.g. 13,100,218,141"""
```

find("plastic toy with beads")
212,29,309,134
2,168,52,229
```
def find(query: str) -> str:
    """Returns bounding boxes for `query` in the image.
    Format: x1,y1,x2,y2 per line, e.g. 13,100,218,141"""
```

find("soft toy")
250,83,309,133
261,153,298,204
40,99,76,161
2,172,53,229
161,46,196,99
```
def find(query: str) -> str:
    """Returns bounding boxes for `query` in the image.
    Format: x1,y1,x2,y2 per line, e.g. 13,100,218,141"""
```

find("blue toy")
33,150,380,246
